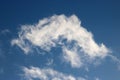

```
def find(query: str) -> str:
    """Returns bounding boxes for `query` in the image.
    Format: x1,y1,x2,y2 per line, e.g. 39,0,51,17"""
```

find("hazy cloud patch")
22,66,86,80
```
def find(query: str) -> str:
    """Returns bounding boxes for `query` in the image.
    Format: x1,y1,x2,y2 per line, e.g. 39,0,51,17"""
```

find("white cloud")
11,14,110,67
95,77,100,80
0,29,10,34
63,47,82,68
46,59,54,66
108,54,120,70
22,66,86,80
11,39,30,54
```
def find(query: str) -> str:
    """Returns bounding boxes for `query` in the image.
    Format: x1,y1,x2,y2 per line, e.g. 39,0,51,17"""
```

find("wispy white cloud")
0,29,10,34
108,54,120,70
22,66,86,80
11,39,30,54
95,77,100,80
63,47,82,68
46,59,54,66
11,14,110,68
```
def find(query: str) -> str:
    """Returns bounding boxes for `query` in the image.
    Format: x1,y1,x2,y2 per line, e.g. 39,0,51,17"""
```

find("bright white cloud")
22,66,86,80
63,47,82,68
11,39,30,53
11,14,110,68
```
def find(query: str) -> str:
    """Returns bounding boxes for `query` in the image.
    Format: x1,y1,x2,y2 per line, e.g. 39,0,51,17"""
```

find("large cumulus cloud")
11,14,110,68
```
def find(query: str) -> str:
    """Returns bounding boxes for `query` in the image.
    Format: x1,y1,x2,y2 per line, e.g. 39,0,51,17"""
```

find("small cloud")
63,47,82,68
108,54,120,70
95,77,100,80
22,66,86,80
11,39,30,54
1,29,10,34
46,59,54,66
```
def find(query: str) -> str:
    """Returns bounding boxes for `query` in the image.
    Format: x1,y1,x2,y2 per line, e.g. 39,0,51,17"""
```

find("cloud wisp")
22,66,86,80
108,54,120,70
11,14,110,68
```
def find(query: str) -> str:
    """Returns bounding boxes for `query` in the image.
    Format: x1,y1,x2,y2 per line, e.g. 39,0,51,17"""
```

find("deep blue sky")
0,0,120,80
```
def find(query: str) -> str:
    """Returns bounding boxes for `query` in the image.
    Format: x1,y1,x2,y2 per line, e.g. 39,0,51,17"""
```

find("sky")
0,0,120,80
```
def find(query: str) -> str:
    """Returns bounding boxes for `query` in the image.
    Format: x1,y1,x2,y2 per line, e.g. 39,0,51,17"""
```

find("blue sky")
0,0,120,80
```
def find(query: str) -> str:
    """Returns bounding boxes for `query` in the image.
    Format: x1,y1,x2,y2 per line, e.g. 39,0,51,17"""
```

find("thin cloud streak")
22,66,86,80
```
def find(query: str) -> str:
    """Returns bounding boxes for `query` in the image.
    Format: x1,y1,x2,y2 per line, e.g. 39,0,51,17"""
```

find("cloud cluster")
22,66,86,80
11,14,110,68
